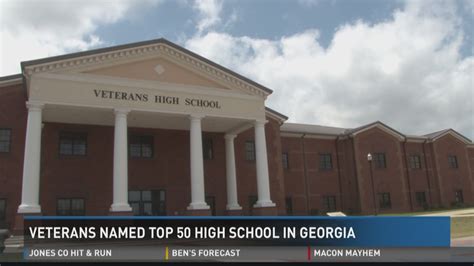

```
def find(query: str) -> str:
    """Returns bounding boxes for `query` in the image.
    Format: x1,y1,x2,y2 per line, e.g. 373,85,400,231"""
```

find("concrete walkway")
451,236,474,247
418,208,474,217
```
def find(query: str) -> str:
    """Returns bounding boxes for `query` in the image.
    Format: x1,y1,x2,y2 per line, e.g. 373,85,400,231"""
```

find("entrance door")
129,190,166,216
206,196,216,216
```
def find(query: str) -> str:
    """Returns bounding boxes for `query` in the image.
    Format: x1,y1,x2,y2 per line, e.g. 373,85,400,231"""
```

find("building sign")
93,89,222,109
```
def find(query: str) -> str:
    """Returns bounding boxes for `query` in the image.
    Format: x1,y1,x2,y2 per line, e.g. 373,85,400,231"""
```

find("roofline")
0,73,23,87
429,129,472,144
20,38,273,95
348,121,406,140
265,107,288,122
0,73,22,81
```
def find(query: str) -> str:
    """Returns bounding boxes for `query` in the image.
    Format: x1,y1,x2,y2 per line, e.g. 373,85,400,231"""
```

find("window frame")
0,198,6,221
129,135,154,159
415,191,427,207
128,190,166,216
245,140,256,161
378,192,392,209
59,132,88,157
0,128,12,153
319,153,333,170
202,137,214,160
409,155,422,169
285,197,293,215
248,195,258,215
322,195,337,212
373,152,387,169
56,198,85,216
282,152,289,170
448,155,459,169
454,190,464,204
205,195,216,216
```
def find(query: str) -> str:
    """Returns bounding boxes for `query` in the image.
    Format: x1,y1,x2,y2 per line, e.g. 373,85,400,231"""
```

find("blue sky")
0,0,473,139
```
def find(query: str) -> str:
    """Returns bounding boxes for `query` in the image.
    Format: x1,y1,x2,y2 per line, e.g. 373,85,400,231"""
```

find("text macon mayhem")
0,39,473,233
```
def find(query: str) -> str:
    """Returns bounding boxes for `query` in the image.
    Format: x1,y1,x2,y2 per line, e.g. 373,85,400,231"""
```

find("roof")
281,123,348,135
0,73,23,87
423,129,451,139
281,120,473,144
265,107,288,123
345,121,405,140
19,38,273,95
423,128,472,144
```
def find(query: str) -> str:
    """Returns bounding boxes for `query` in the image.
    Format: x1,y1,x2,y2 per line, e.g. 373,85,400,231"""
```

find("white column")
187,115,209,210
110,108,132,212
225,134,242,210
18,102,44,214
254,120,275,207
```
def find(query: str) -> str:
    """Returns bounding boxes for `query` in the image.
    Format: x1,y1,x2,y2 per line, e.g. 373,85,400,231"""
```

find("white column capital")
26,102,44,111
224,134,237,140
114,108,130,116
254,119,268,127
189,114,205,121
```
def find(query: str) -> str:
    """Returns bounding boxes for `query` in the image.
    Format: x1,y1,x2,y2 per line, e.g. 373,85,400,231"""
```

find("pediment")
21,39,271,98
83,57,233,92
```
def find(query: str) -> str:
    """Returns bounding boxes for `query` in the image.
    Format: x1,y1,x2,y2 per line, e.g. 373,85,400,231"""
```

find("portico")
16,39,279,218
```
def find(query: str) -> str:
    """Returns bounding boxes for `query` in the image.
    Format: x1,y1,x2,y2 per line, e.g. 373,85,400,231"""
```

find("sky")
0,0,473,139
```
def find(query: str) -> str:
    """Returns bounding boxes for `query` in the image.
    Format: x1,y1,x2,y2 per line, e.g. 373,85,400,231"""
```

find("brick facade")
281,127,474,216
1,83,473,231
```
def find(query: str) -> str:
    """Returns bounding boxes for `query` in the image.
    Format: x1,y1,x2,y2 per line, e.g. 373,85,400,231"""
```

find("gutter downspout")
422,139,433,207
403,140,414,211
351,136,362,213
301,134,310,215
335,136,344,211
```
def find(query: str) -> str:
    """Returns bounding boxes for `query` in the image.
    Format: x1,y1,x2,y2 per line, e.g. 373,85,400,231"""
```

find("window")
57,198,85,216
59,132,87,156
319,154,333,170
285,197,293,215
282,153,289,169
415,191,427,207
245,141,255,161
0,199,6,221
409,155,422,169
322,196,337,212
378,193,391,209
203,138,213,160
129,190,166,216
448,155,458,169
130,135,153,158
454,190,464,204
206,196,216,216
373,153,387,169
0,129,11,153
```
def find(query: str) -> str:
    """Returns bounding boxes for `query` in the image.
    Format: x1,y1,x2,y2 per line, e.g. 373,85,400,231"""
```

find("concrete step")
3,235,24,254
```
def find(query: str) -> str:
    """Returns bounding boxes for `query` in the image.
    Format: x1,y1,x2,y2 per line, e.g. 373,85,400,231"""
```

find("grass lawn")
377,207,474,239
0,252,22,262
378,206,474,216
451,216,474,238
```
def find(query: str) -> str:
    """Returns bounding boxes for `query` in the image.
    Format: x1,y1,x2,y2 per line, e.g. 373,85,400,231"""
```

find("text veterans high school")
0,39,473,232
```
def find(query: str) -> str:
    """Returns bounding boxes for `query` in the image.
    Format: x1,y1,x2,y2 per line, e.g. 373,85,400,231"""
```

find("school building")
0,38,473,232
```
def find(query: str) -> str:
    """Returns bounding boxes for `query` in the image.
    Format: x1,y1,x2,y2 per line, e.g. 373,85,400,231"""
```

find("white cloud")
185,0,474,138
192,0,223,33
0,0,160,76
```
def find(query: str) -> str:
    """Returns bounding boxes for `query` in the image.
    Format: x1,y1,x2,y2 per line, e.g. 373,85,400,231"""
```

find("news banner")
0,215,465,263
